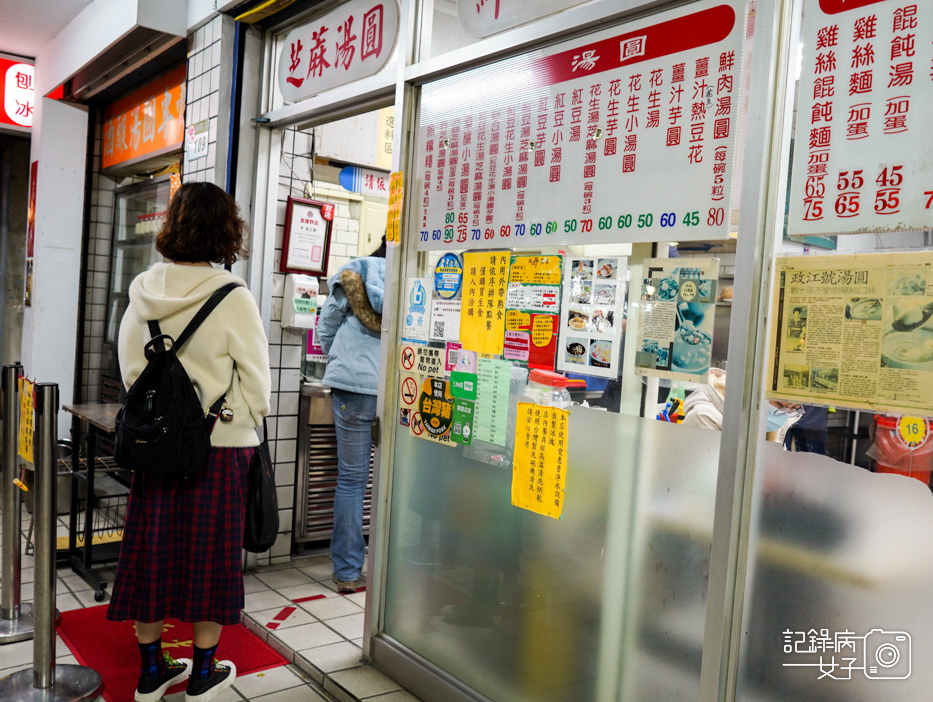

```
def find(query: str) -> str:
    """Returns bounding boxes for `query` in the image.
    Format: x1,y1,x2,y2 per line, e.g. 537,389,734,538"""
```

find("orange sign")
102,65,186,170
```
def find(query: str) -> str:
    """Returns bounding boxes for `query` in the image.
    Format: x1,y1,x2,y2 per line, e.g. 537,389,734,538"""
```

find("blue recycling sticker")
434,253,463,300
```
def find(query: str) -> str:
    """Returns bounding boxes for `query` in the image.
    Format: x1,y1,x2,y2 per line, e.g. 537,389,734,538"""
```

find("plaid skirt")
107,446,254,625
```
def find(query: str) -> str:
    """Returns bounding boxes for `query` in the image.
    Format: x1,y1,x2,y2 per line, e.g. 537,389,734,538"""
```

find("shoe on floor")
135,653,191,702
185,660,236,702
333,575,359,594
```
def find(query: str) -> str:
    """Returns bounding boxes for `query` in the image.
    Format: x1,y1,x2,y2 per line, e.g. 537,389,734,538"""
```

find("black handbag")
243,419,279,553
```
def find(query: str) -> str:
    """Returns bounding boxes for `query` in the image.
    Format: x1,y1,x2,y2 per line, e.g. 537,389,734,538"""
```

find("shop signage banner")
788,0,933,237
635,258,720,382
511,403,569,519
1,57,34,129
277,0,399,103
557,256,628,379
102,65,186,170
458,0,590,38
414,0,748,251
767,251,933,415
339,166,390,197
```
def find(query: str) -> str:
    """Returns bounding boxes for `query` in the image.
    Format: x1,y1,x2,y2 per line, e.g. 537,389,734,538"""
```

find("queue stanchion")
1,363,34,644
0,383,102,701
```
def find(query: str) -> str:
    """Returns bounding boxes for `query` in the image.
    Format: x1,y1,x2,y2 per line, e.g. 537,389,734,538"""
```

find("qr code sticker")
433,321,445,338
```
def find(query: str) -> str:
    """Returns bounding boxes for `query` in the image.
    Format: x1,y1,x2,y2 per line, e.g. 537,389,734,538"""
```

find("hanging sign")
635,258,719,382
278,0,400,103
766,251,933,415
1,57,34,129
18,377,34,463
280,197,334,275
512,403,569,519
558,256,628,378
339,166,390,197
414,0,747,251
788,0,933,237
102,65,186,170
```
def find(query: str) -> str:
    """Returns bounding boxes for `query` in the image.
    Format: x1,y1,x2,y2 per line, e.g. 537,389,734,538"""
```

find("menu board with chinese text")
767,252,933,416
788,0,933,237
414,0,747,251
504,255,562,369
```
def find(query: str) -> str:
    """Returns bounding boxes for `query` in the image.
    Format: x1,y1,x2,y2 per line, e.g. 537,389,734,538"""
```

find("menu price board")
635,258,719,382
504,255,561,369
767,252,933,416
788,0,933,237
414,0,747,251
557,256,628,378
512,403,569,519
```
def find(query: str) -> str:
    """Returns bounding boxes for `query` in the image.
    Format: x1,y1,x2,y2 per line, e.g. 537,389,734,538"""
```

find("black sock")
138,638,166,678
191,644,218,681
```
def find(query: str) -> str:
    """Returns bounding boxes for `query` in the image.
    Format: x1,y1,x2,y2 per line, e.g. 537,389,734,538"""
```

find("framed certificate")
280,197,335,276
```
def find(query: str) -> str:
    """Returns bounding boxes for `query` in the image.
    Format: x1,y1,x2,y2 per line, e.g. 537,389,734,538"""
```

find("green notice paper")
451,399,475,445
450,371,477,400
473,358,511,446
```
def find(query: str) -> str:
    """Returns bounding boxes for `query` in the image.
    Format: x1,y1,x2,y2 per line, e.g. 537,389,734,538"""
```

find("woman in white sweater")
107,182,270,702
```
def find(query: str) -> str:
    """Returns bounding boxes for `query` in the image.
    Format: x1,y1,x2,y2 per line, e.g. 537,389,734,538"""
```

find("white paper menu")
557,256,628,379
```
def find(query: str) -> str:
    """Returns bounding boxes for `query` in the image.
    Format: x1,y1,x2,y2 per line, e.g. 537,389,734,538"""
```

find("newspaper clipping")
768,253,933,415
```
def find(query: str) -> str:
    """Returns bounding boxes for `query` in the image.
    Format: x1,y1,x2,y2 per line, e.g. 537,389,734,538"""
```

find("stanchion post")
32,382,58,688
1,362,34,644
0,382,102,700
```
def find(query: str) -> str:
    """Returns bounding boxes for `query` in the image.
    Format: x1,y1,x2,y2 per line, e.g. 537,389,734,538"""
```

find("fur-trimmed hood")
328,257,385,334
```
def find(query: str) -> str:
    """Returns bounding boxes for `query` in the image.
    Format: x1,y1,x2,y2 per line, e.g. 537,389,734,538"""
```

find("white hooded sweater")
117,262,271,447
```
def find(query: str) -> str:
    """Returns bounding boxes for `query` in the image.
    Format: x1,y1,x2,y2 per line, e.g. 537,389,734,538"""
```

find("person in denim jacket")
316,239,386,592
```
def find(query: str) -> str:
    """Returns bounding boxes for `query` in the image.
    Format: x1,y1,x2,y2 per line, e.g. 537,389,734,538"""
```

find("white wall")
21,97,88,433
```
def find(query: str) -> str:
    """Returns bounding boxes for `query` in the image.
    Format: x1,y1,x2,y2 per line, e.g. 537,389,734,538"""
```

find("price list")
414,0,748,250
473,358,511,446
788,0,933,236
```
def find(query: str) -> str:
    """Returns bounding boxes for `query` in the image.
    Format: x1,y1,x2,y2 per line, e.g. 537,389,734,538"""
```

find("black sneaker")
185,660,237,702
135,653,191,702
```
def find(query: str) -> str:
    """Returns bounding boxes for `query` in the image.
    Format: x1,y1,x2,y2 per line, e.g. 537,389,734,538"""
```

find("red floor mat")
57,605,288,702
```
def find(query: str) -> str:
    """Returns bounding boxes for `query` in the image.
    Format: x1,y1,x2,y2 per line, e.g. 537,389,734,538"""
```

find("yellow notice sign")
508,255,562,285
505,310,530,331
512,402,569,519
460,251,510,356
532,315,554,347
18,377,34,464
386,171,404,247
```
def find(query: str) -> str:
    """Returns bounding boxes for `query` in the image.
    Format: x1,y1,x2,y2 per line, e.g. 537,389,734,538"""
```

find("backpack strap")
175,282,242,350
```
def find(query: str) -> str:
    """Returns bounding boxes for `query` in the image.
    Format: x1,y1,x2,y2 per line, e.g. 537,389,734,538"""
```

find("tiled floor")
0,509,420,702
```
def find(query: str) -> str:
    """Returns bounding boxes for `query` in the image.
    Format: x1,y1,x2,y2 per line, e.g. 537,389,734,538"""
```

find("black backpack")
114,282,240,479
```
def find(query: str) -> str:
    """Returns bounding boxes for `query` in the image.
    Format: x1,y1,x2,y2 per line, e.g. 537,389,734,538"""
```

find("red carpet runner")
58,605,288,702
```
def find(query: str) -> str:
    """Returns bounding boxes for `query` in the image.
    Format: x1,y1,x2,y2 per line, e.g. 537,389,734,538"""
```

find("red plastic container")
870,416,933,486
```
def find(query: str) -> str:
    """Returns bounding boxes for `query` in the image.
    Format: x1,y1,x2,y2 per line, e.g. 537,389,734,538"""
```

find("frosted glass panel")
383,406,721,701
737,443,933,700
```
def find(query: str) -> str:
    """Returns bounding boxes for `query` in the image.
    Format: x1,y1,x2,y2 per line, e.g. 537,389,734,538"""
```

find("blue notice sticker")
434,253,463,300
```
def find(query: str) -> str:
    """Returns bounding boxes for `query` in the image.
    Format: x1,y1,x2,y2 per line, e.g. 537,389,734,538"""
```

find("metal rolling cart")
63,403,129,601
294,382,374,544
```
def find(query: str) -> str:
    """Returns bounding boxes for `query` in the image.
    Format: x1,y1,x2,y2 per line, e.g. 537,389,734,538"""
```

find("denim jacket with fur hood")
317,257,385,396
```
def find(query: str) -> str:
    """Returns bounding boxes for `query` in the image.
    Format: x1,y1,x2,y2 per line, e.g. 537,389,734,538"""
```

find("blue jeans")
331,389,377,582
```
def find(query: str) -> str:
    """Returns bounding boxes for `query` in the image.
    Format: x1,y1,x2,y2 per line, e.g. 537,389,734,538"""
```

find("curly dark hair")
156,182,249,265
